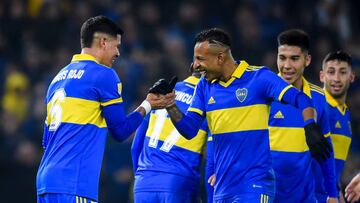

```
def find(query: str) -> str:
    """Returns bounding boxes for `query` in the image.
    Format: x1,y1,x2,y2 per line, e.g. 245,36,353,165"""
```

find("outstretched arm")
281,88,332,161
103,93,175,142
259,68,332,161
166,105,204,139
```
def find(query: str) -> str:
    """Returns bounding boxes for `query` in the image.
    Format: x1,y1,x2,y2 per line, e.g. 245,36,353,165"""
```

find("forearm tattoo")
166,105,183,122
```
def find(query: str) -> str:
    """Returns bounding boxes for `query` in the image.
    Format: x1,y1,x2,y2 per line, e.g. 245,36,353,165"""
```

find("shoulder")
246,65,266,71
247,66,279,80
245,65,267,72
309,83,327,108
309,82,325,98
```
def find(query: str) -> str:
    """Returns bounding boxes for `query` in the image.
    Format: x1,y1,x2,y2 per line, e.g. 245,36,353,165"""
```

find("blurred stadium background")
0,0,359,202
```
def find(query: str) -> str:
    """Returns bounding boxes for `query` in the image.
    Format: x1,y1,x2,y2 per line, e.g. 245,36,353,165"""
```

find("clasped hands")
146,76,177,109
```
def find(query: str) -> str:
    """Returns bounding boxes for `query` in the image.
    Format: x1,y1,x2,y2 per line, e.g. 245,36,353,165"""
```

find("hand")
326,197,339,203
208,174,216,187
148,76,178,95
345,174,360,203
304,122,332,161
146,92,175,109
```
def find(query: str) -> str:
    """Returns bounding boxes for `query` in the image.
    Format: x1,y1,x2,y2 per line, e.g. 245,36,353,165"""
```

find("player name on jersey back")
52,69,85,84
175,91,193,104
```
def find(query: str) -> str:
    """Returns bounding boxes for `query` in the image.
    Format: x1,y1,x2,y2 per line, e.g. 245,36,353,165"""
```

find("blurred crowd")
0,0,360,202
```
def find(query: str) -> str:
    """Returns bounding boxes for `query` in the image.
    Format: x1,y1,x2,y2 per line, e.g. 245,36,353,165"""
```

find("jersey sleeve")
95,68,123,106
188,77,207,116
257,67,293,102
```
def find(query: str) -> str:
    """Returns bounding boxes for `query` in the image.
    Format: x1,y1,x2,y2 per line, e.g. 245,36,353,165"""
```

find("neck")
292,77,303,90
219,59,237,82
81,48,101,63
335,92,347,107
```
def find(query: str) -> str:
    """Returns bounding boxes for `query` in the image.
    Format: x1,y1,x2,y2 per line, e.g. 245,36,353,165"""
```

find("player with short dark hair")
151,28,332,202
316,50,355,202
131,65,209,203
269,29,337,203
36,15,174,203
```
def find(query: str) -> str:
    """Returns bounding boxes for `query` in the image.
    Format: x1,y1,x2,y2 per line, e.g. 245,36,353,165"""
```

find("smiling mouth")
331,84,343,91
282,72,296,79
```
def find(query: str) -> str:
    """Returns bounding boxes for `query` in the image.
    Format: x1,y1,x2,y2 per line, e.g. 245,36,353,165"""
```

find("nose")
333,72,341,82
193,61,201,70
282,59,291,69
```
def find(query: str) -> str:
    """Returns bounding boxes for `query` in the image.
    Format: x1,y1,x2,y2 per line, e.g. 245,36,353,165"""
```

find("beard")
327,83,349,99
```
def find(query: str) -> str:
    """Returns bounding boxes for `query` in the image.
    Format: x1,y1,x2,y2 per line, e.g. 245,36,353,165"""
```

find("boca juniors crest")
236,88,247,102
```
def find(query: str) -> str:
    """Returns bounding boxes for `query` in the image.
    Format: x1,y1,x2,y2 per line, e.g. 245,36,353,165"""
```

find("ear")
350,71,355,83
98,37,106,50
217,52,226,64
319,70,325,83
305,54,311,67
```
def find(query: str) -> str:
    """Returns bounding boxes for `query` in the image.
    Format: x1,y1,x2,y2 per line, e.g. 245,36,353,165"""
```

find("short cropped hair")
195,28,231,48
277,29,310,52
322,50,352,68
80,15,124,48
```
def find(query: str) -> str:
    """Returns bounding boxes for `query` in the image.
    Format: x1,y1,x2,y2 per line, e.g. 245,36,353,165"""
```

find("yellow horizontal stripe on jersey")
206,104,269,134
331,134,351,160
188,107,203,116
146,114,206,153
100,97,123,106
47,97,107,128
269,126,309,152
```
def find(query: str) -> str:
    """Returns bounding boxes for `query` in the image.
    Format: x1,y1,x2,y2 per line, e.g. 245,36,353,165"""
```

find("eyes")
278,55,300,62
326,68,348,75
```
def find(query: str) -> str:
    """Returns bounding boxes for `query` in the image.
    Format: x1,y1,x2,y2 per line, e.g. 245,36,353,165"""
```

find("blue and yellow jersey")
188,61,292,200
269,78,331,202
36,54,123,201
134,76,208,194
205,134,214,203
314,90,352,197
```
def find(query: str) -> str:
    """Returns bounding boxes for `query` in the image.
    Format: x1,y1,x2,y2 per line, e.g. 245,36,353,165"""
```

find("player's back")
134,76,208,194
37,54,121,201
269,79,327,203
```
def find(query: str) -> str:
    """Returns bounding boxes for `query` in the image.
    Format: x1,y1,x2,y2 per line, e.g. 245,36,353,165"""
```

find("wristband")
140,100,151,115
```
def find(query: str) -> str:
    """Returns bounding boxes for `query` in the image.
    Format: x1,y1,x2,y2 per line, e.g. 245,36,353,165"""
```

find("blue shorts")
134,191,198,203
37,193,96,203
274,192,317,203
215,193,273,203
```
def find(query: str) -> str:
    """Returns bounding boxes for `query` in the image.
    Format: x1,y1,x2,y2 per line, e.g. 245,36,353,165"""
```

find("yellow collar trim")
184,76,200,86
232,60,249,78
218,60,249,87
71,54,99,63
302,77,311,98
324,89,347,114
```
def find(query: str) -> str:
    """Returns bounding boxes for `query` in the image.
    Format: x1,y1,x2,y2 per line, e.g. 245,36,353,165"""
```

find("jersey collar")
302,77,312,98
324,89,347,114
184,76,200,86
71,54,99,63
218,60,249,87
